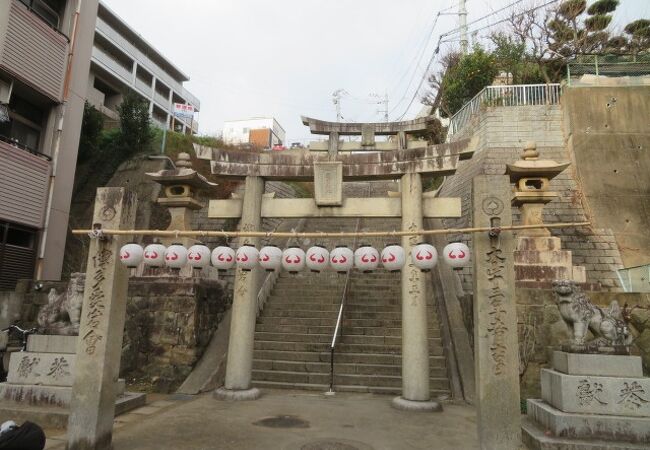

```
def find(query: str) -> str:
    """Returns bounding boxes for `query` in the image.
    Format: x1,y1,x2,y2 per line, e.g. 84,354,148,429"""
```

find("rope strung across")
73,221,591,239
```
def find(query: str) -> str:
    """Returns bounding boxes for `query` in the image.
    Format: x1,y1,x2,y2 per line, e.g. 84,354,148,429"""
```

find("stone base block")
0,379,126,407
391,396,443,412
26,335,77,354
7,352,77,386
522,416,650,450
517,237,563,252
0,391,145,429
541,369,650,417
214,387,261,401
552,352,643,378
528,399,650,443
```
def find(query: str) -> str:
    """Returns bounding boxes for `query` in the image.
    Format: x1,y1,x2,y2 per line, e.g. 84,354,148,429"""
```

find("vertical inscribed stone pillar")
216,176,264,401
392,172,441,412
67,188,137,450
472,175,521,449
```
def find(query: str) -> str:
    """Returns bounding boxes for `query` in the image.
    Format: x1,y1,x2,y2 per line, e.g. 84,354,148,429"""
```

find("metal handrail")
327,184,370,394
446,83,562,140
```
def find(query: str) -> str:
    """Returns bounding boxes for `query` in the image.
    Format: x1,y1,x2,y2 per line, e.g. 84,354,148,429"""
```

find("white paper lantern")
381,244,406,272
211,246,235,271
236,244,259,271
282,246,306,273
443,242,470,269
187,244,211,270
354,245,380,272
143,243,166,267
330,246,354,273
119,242,143,268
165,243,188,269
259,245,283,272
306,245,329,272
411,242,438,272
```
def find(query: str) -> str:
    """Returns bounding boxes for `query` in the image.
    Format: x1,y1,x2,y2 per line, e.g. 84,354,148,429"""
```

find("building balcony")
154,91,170,109
91,46,133,86
134,77,152,97
0,138,51,229
0,0,69,102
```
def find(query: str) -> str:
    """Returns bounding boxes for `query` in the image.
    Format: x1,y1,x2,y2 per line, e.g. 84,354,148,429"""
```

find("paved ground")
45,389,480,449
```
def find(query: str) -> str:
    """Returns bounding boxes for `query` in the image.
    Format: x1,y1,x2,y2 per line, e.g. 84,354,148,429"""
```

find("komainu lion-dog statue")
552,279,632,349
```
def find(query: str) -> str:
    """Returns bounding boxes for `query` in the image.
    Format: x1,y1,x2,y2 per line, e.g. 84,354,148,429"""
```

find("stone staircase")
251,216,450,397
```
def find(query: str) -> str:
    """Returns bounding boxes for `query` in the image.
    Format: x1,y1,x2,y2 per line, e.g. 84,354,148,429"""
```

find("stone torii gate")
197,116,475,411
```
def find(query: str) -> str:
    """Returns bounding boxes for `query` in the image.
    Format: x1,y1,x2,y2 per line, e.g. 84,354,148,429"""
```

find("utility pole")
370,91,389,122
332,89,347,122
459,0,468,55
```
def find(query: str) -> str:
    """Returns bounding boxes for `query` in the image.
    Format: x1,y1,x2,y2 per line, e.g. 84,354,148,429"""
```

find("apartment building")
0,0,99,289
223,117,285,148
87,1,200,133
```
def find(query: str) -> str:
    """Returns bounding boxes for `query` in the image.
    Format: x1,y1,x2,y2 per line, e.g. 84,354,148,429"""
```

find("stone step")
254,324,440,337
254,332,441,346
257,316,409,328
252,369,450,390
253,349,447,366
260,310,404,320
263,303,401,313
254,340,444,355
251,380,450,397
0,391,146,429
268,296,401,305
252,359,448,377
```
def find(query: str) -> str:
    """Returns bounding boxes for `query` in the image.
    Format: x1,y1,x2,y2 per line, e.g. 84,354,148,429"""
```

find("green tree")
77,101,104,163
439,47,498,117
116,90,152,157
625,19,650,57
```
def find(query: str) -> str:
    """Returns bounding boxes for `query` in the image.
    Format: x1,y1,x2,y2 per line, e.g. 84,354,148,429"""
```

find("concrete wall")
38,0,100,281
562,84,650,269
440,104,624,294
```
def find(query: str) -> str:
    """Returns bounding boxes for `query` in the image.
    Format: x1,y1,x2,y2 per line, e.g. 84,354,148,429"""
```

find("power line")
440,0,529,41
396,0,563,121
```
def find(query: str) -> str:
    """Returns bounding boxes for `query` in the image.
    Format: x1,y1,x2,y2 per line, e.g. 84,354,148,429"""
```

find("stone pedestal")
522,351,650,448
0,335,144,429
515,236,586,287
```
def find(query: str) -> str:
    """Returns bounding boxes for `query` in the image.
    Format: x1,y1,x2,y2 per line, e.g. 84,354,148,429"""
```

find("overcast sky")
102,0,648,143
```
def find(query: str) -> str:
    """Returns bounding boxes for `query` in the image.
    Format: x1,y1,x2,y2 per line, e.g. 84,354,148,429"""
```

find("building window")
0,94,45,153
18,0,65,30
242,127,249,134
0,221,37,291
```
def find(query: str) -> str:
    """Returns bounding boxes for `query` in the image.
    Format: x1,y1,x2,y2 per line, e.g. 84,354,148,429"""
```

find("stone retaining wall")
123,277,230,392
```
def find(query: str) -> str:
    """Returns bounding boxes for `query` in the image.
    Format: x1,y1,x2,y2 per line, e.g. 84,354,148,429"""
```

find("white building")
223,117,286,148
86,1,200,134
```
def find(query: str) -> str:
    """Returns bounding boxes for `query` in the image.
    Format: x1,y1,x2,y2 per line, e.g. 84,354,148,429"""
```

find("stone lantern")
146,152,218,248
506,142,586,286
506,141,570,237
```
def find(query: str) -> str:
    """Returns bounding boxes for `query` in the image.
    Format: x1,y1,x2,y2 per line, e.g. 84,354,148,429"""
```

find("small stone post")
216,175,264,400
67,188,137,450
392,172,441,411
472,175,521,449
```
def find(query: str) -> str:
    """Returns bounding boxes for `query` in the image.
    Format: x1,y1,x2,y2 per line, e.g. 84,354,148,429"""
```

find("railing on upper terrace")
567,54,650,85
446,83,562,140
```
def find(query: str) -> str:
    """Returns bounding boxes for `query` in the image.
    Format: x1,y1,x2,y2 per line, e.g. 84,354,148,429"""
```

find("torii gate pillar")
215,176,264,400
392,172,442,411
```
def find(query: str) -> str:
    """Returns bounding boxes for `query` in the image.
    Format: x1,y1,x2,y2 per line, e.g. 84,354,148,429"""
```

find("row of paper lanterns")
119,242,470,273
